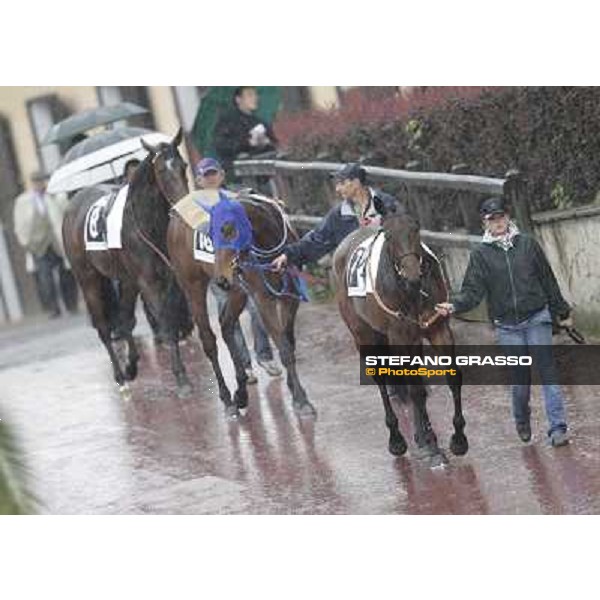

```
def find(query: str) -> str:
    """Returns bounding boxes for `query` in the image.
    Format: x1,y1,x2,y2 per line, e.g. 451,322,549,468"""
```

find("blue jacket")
285,188,404,267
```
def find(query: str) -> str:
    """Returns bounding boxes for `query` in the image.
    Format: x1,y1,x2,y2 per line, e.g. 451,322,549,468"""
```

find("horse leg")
218,287,251,413
253,293,316,417
409,377,447,468
282,295,299,353
142,278,192,396
117,279,140,382
338,299,406,453
188,275,237,416
428,322,468,456
80,272,127,387
376,374,408,456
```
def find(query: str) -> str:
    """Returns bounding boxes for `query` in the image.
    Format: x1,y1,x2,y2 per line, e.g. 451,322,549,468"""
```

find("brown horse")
62,129,193,393
333,195,468,468
167,192,316,419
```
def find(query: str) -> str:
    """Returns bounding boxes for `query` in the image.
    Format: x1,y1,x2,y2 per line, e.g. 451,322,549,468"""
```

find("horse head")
140,127,188,205
206,195,254,291
374,195,422,301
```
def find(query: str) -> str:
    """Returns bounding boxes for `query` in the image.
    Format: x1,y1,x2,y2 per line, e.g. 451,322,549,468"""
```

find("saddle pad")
106,184,128,248
173,189,238,229
347,233,384,297
84,185,128,251
346,236,440,298
193,223,215,264
84,196,108,251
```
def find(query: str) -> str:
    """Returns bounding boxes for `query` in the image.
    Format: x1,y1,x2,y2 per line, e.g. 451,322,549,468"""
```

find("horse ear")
172,127,183,147
373,195,386,217
141,138,157,154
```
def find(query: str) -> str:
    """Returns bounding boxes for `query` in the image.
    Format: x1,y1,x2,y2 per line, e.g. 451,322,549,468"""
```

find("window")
172,87,209,132
337,86,400,104
27,94,71,173
280,87,311,113
96,86,155,129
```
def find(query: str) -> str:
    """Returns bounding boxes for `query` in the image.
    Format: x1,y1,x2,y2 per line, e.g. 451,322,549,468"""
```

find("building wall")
0,86,340,321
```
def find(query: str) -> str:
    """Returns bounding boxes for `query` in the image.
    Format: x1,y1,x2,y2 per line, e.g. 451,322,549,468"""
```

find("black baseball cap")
331,163,367,184
479,197,506,220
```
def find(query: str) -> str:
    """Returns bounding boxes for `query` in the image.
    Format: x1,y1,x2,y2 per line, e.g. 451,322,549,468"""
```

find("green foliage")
550,183,572,210
0,417,37,515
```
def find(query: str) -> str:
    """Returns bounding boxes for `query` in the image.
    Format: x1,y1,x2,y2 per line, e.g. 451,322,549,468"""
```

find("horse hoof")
234,390,249,410
450,433,469,456
177,382,193,398
430,452,449,470
293,401,317,418
225,405,240,420
388,437,408,457
118,383,132,401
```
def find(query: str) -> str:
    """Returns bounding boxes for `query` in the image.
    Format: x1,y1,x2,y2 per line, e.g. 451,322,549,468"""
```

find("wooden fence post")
406,161,433,229
451,163,481,233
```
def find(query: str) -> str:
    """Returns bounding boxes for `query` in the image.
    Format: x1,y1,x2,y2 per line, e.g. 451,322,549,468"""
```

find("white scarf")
482,220,520,250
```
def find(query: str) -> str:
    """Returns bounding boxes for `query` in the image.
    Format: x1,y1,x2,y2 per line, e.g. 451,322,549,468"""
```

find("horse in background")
62,129,193,393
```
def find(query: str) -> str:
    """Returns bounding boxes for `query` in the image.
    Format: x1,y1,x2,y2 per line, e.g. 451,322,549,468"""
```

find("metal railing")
234,159,533,245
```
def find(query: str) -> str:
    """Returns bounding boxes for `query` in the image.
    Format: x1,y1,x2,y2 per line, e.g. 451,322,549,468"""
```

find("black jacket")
213,107,277,174
285,189,404,267
452,233,570,324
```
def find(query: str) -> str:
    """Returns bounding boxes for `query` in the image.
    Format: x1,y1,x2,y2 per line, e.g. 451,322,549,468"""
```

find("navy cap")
195,157,222,177
332,163,367,183
479,197,506,219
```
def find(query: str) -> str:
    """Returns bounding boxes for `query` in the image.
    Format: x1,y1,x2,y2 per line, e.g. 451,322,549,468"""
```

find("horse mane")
125,145,171,249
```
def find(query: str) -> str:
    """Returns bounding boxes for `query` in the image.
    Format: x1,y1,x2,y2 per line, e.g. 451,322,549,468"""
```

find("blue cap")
195,157,222,177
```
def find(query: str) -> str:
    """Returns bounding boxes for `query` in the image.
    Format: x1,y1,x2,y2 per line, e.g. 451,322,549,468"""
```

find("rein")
236,254,308,302
241,196,289,259
128,153,179,272
365,231,449,330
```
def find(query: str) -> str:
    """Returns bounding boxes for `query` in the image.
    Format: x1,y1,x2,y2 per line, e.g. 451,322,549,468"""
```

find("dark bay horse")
62,129,193,393
167,192,316,419
333,196,468,468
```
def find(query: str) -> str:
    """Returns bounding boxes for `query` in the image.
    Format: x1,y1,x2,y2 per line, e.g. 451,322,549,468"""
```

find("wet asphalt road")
2,301,600,514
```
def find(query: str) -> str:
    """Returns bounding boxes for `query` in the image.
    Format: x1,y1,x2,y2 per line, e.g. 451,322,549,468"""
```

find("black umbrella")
42,102,149,145
60,127,154,164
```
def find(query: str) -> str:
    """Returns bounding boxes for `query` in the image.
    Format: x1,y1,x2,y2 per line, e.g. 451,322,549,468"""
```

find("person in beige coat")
13,171,78,317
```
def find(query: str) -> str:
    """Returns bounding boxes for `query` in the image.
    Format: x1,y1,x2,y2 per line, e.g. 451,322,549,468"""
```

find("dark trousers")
34,247,78,315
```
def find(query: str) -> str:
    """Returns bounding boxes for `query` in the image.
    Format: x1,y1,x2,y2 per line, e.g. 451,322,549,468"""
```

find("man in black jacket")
213,87,277,181
436,197,573,447
271,163,404,271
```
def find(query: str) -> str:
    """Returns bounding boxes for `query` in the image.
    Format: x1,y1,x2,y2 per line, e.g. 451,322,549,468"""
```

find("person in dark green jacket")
436,197,573,447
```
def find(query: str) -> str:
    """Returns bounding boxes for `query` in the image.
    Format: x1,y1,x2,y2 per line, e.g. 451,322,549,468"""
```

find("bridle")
226,197,307,301
129,147,187,271
150,150,187,207
365,230,448,330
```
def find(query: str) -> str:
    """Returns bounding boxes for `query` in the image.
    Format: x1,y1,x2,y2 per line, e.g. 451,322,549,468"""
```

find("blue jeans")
495,307,567,436
209,281,274,367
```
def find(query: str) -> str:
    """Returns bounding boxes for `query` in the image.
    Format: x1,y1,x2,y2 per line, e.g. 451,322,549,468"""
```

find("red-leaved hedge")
274,86,600,213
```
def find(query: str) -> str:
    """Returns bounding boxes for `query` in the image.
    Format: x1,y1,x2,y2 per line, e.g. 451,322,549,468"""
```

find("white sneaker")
257,359,282,377
245,368,258,384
